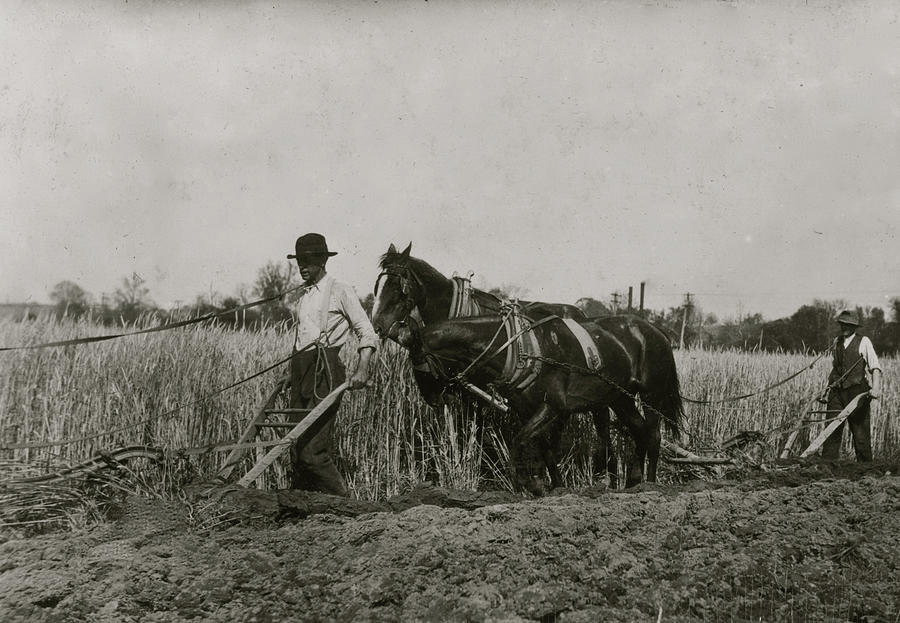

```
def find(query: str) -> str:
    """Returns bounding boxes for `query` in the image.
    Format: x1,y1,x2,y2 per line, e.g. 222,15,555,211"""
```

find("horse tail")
656,361,683,440
640,335,683,441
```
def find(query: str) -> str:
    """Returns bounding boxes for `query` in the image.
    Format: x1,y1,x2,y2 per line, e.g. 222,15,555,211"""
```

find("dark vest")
831,333,868,388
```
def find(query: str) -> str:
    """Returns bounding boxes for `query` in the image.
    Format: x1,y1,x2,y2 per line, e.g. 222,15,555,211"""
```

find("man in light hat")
822,309,882,462
285,233,378,494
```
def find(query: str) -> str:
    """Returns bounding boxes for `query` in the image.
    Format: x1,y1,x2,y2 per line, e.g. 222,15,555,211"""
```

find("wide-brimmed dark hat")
287,233,338,259
835,310,861,326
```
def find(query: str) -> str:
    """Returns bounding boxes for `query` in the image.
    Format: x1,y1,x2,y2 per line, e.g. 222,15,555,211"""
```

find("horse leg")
592,407,618,489
642,400,662,483
509,402,559,496
611,396,648,488
641,381,680,483
538,424,565,490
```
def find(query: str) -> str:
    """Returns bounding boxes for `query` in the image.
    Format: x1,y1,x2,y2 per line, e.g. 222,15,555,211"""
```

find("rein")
453,309,515,379
680,344,836,405
449,307,558,387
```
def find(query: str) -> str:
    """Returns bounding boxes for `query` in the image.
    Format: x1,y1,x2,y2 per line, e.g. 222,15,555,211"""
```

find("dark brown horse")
370,243,681,488
371,243,615,485
416,309,683,491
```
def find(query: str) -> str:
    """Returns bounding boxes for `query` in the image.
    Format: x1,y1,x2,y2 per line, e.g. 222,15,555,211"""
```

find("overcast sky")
2,0,898,321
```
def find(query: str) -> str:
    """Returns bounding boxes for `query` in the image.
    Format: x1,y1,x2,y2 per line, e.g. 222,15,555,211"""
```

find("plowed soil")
2,460,899,622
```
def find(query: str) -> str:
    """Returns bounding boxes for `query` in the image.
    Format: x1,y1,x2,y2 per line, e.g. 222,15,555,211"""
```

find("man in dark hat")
285,233,378,494
822,309,882,462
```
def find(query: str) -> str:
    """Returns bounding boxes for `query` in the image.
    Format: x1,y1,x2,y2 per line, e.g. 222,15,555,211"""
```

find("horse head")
372,242,425,344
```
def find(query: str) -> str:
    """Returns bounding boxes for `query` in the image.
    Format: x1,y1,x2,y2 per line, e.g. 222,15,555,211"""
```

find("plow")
0,387,867,490
1,382,349,490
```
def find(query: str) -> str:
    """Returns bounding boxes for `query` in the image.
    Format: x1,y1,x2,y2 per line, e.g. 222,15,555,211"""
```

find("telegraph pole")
611,291,621,312
627,286,633,311
679,293,693,349
639,282,645,314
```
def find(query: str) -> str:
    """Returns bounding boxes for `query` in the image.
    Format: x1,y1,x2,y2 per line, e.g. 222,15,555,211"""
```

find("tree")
253,261,295,299
786,304,832,351
695,312,719,347
110,273,156,324
657,301,697,349
487,283,528,301
252,261,297,325
870,300,900,356
191,293,220,318
49,281,91,319
710,313,764,350
890,298,900,323
574,297,611,318
360,292,375,316
211,295,246,329
750,300,836,353
115,273,151,306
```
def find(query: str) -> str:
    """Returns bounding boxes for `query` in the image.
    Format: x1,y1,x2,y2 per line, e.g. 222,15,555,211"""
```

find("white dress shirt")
292,274,379,352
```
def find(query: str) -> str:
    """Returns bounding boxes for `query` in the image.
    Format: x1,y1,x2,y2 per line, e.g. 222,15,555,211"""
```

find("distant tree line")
47,262,304,330
571,296,900,356
40,270,900,356
46,260,379,331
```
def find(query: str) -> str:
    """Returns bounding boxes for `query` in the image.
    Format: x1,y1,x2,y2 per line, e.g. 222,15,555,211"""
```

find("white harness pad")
449,275,482,319
562,318,602,371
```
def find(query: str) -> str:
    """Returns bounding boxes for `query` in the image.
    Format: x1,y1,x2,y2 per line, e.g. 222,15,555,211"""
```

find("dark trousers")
822,383,872,462
288,347,348,495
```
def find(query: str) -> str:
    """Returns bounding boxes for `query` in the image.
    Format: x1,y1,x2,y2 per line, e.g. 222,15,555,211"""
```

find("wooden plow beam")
235,382,348,488
663,440,735,465
798,392,868,459
460,381,509,413
214,378,289,482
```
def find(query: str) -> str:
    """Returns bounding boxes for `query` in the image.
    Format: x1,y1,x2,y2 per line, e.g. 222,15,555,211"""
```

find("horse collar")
498,306,544,391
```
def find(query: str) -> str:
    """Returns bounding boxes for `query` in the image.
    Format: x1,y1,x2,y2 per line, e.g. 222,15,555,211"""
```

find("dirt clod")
2,460,899,622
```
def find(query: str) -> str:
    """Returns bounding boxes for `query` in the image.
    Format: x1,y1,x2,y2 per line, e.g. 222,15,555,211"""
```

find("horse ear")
401,243,412,258
387,243,397,254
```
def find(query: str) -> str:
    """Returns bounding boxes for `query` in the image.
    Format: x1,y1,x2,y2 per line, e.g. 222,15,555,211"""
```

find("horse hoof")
525,476,548,497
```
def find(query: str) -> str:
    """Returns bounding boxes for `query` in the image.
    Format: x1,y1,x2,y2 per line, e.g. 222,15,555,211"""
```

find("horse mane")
378,250,450,286
379,247,502,311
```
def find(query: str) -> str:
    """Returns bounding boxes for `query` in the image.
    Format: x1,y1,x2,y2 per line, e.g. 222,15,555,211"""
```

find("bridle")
373,263,425,341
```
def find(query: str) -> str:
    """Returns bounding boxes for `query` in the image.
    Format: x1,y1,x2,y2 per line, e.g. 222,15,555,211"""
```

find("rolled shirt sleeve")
859,336,881,373
337,282,379,352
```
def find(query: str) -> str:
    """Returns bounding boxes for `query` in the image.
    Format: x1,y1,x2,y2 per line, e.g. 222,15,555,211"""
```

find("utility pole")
627,286,633,311
679,293,693,349
639,282,645,315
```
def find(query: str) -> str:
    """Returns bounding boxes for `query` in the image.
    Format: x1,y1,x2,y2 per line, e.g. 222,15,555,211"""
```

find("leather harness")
378,265,601,393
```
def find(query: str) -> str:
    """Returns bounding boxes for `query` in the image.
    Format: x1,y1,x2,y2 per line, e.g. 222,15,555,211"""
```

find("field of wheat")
1,317,896,501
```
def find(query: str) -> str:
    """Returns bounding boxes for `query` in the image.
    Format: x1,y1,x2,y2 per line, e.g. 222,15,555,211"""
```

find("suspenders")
317,276,335,344
293,276,336,352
